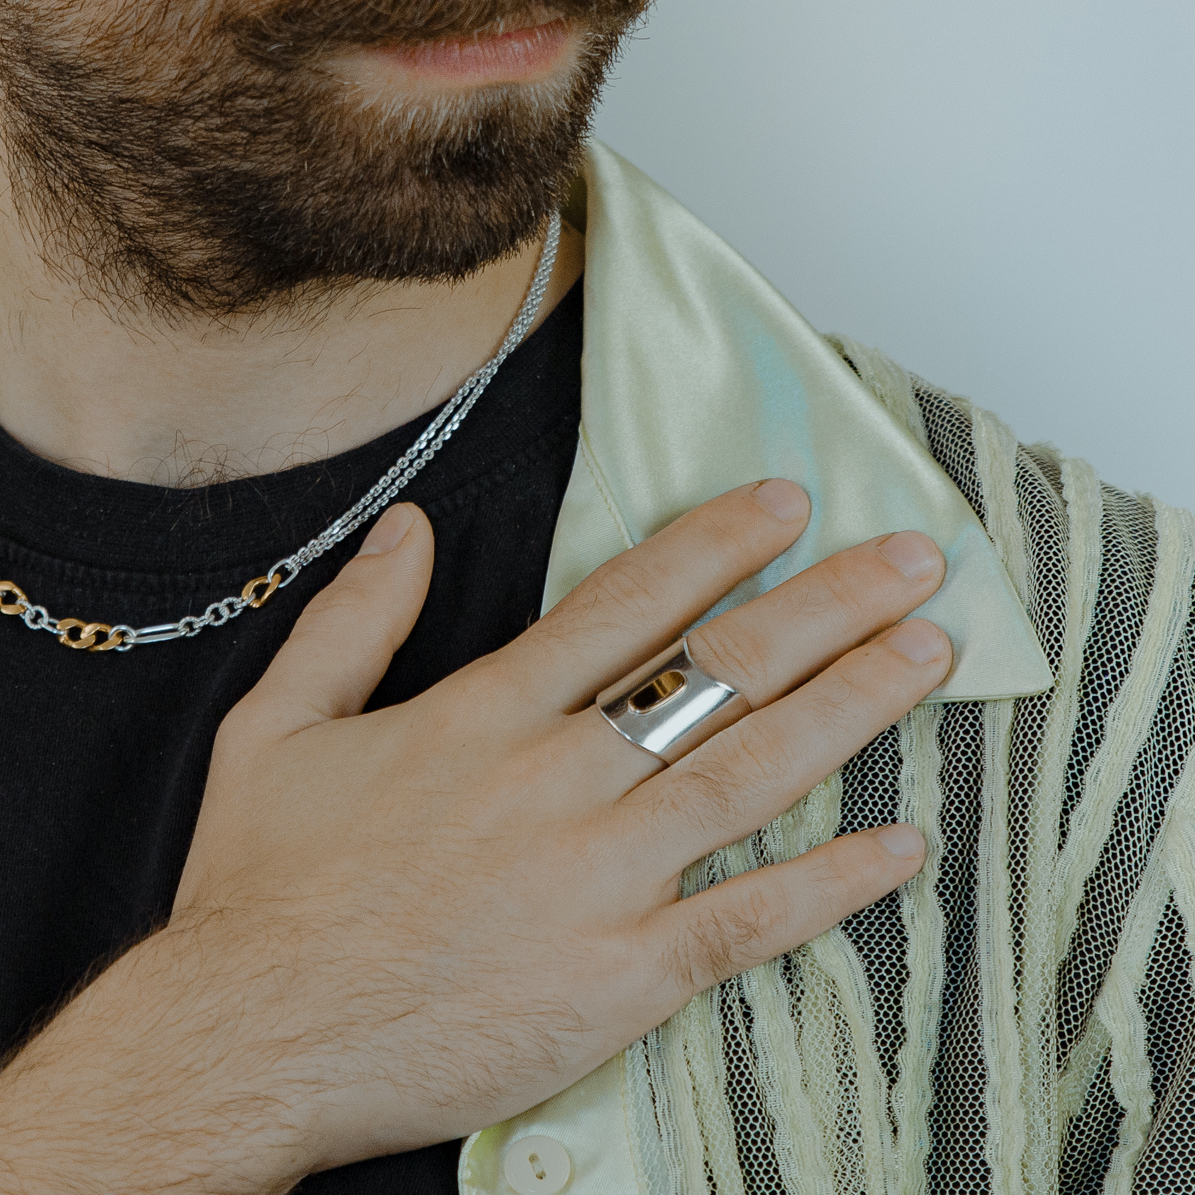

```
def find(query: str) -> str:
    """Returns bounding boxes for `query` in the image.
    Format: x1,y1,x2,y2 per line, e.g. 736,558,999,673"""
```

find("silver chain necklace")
0,212,562,653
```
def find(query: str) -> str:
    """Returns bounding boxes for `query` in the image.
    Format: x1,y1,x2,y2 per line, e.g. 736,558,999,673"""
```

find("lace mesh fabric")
623,340,1195,1194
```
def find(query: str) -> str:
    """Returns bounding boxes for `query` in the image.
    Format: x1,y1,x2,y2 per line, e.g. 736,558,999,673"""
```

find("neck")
0,189,584,488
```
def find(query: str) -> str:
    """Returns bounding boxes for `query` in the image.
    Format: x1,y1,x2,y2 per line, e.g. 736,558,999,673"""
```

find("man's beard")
0,2,644,317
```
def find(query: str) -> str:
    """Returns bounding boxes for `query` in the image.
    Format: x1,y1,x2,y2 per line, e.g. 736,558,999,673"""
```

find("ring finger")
619,617,951,880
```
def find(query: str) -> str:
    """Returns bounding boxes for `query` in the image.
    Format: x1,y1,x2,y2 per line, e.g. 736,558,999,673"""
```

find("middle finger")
564,529,947,789
685,529,947,711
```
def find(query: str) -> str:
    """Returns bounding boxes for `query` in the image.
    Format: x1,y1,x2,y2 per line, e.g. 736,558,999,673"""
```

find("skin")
0,491,950,1191
0,2,953,1190
0,1,597,485
0,196,585,485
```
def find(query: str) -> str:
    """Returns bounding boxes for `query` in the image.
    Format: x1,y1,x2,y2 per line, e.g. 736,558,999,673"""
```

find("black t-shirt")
0,280,584,1193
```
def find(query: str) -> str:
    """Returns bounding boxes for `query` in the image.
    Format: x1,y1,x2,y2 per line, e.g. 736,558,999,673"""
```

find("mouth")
361,15,574,86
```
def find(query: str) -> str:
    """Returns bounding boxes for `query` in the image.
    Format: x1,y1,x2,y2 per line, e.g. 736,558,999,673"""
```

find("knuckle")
831,635,934,708
211,698,269,764
805,831,907,909
802,852,863,919
666,721,792,839
583,559,660,627
689,502,760,558
449,654,516,712
211,709,244,757
724,717,795,793
690,619,773,692
816,558,871,621
657,764,741,840
301,572,374,623
672,896,774,989
805,670,863,737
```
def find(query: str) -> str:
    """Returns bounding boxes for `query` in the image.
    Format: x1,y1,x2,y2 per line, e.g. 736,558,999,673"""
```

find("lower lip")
372,18,573,85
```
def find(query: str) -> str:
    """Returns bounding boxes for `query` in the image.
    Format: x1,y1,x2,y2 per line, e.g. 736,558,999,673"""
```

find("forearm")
0,915,316,1195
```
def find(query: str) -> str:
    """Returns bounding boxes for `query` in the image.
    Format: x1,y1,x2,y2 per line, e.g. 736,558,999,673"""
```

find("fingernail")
877,531,941,581
358,505,416,556
887,619,946,664
751,479,810,523
877,823,925,860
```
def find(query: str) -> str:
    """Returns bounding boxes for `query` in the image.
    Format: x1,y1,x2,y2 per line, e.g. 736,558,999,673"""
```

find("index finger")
505,480,811,710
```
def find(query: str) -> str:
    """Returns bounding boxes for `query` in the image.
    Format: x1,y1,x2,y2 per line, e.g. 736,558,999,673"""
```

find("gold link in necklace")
3,580,124,650
0,572,273,652
241,573,281,609
0,581,27,615
55,619,126,652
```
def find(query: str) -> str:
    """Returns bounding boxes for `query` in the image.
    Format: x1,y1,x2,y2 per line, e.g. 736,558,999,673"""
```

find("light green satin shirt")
458,141,1052,1195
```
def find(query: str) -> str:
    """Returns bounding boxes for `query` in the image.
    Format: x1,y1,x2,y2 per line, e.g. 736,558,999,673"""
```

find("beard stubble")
0,1,646,318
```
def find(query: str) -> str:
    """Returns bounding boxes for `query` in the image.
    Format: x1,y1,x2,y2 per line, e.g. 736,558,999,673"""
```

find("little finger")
645,822,926,1004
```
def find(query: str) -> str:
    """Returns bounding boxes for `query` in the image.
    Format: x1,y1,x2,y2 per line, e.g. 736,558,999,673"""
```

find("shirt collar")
543,141,1052,703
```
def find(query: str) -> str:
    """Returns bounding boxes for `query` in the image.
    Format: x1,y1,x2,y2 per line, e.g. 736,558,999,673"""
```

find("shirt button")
502,1134,572,1195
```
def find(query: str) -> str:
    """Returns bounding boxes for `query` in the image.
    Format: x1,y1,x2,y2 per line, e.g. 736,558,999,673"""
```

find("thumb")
243,504,434,734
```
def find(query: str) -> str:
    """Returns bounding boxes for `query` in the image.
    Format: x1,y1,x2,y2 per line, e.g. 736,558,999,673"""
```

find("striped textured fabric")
622,338,1195,1195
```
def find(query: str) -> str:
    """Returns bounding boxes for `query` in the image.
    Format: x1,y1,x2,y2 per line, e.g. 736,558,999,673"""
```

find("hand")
0,480,950,1194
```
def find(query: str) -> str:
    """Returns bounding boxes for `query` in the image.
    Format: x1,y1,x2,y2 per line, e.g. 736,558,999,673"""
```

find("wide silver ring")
596,638,751,765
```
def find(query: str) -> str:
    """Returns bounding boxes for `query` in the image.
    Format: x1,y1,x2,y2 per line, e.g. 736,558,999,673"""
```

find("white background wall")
592,0,1195,509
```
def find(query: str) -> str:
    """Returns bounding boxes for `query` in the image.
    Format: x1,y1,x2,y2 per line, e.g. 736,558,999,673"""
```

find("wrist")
0,914,320,1194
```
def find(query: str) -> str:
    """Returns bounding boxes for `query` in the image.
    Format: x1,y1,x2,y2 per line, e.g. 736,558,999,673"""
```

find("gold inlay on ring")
630,669,687,713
